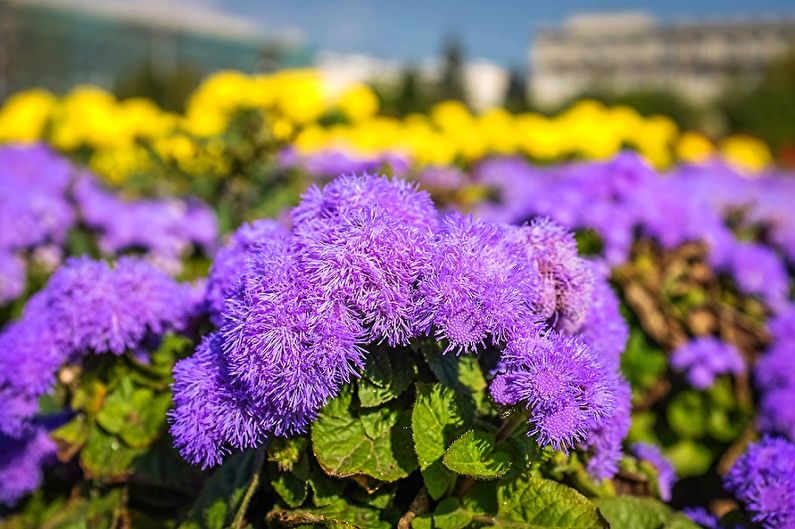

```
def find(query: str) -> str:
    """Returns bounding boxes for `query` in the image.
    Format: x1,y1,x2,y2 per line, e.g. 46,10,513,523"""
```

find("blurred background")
2,0,795,160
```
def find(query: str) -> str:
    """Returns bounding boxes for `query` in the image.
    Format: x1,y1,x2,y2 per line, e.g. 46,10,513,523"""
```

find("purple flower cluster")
0,424,56,506
0,256,194,437
0,144,75,304
632,442,677,501
671,337,745,390
756,306,795,440
73,175,217,275
475,153,793,307
725,437,795,528
172,173,626,468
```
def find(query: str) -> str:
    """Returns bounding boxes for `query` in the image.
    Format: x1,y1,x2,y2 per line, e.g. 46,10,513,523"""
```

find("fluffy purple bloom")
578,269,628,370
490,331,617,451
581,376,631,481
219,245,366,436
632,442,676,502
722,243,789,310
756,307,795,440
671,337,745,390
0,424,56,506
0,144,76,253
291,173,438,232
205,220,289,323
0,251,26,306
682,507,719,529
416,213,541,353
725,437,795,529
73,175,218,273
170,333,265,468
506,218,595,333
295,206,433,345
25,256,190,356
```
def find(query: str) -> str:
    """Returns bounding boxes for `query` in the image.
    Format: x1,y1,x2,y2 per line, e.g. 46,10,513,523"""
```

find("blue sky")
220,0,795,67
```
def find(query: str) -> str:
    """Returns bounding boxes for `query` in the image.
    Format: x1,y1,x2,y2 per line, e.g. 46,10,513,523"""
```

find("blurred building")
531,11,795,108
0,0,309,98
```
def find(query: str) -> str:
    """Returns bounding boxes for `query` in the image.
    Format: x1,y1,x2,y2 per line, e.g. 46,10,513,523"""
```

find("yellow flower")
0,89,55,142
337,84,379,122
720,135,772,173
676,132,715,163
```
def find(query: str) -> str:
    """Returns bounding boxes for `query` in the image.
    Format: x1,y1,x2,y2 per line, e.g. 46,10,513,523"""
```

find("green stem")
231,449,266,529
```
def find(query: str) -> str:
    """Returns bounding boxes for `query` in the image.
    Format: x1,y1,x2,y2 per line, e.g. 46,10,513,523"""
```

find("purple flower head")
506,218,595,333
205,220,289,323
725,437,795,529
578,267,628,369
0,251,26,306
724,243,789,310
219,244,366,437
581,376,631,481
415,213,542,354
294,205,433,345
416,165,465,191
490,331,617,451
26,256,191,356
0,145,75,252
671,337,746,390
757,310,795,439
632,442,676,501
291,173,438,232
0,424,55,506
170,333,266,469
682,507,719,529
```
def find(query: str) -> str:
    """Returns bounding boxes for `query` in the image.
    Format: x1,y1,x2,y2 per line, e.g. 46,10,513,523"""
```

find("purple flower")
506,218,595,333
632,442,676,502
682,507,719,529
0,424,55,506
205,220,289,323
723,243,789,310
581,376,631,481
295,206,433,345
671,337,745,390
169,333,265,469
578,268,628,370
755,309,795,440
0,251,26,306
725,437,795,529
490,331,617,451
291,173,438,232
415,213,541,353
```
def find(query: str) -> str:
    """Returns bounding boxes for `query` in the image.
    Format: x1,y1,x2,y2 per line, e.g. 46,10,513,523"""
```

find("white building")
530,11,795,108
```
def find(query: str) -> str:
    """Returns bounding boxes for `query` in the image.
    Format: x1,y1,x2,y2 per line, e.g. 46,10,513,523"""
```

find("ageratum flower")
0,251,26,306
632,442,676,502
490,331,616,451
291,173,438,232
506,218,594,333
671,337,745,390
723,242,789,310
755,307,795,440
0,257,193,435
416,213,542,353
205,220,289,323
0,424,55,506
725,437,795,529
219,243,366,436
295,205,433,345
579,269,628,369
581,376,631,481
170,333,265,468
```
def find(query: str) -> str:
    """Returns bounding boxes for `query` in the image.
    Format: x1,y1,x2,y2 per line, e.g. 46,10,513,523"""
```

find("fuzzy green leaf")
413,498,473,529
596,497,700,529
80,426,144,480
267,498,390,529
357,347,415,408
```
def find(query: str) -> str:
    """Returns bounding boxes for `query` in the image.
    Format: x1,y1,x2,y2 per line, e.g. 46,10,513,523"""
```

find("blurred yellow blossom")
0,89,55,142
720,135,773,173
676,132,715,164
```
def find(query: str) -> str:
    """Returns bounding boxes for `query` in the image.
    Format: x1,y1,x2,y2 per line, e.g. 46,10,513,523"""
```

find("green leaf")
307,463,344,507
96,380,170,449
266,498,390,529
51,415,90,462
268,437,309,472
443,430,511,480
179,449,264,529
596,497,700,529
621,330,666,392
271,471,309,508
412,382,475,498
413,498,473,529
311,387,417,482
456,356,489,413
357,347,415,408
80,426,144,480
664,440,713,478
667,391,709,439
494,474,609,528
